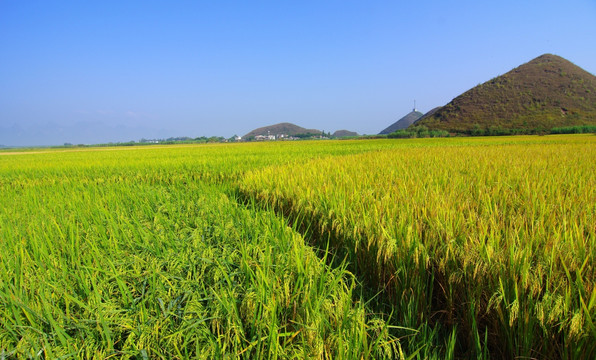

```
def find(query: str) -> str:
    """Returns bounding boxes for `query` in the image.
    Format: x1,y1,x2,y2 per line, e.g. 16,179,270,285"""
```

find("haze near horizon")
1,0,595,146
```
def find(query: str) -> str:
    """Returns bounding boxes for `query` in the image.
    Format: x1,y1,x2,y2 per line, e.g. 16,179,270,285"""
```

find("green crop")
0,144,401,359
241,135,596,359
1,134,594,359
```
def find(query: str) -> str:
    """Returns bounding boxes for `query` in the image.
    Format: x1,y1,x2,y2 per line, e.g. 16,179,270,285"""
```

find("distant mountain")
379,110,424,134
414,54,596,132
332,130,358,137
415,107,441,124
244,122,322,138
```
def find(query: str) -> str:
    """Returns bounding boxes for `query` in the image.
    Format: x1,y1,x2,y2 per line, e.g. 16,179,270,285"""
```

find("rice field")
241,135,596,359
1,135,594,359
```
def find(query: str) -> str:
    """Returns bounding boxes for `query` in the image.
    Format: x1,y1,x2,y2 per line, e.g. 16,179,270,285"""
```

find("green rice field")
1,135,594,359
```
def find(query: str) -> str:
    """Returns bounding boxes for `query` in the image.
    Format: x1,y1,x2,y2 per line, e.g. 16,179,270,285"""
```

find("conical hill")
414,54,596,132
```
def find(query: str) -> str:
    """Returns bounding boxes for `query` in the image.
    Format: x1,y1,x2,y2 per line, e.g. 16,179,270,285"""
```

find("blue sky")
1,0,595,146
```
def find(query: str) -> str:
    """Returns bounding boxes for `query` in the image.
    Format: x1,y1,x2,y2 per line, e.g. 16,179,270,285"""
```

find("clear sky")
1,0,595,146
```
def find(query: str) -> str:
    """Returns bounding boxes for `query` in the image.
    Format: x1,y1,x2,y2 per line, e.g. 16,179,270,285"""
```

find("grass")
1,135,594,358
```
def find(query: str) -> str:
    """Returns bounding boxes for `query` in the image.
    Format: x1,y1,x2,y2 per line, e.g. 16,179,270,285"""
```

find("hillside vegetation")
415,54,596,133
243,122,322,138
332,130,358,137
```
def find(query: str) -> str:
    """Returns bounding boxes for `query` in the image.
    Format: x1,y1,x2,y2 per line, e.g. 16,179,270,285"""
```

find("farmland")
1,135,595,359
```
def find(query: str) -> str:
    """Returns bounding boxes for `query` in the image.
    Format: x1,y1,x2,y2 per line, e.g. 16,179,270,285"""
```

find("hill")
379,109,424,134
244,122,322,138
415,107,441,123
414,54,596,133
332,130,358,137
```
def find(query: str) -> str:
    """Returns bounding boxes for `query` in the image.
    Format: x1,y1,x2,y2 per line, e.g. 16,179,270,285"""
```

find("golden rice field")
1,135,594,359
